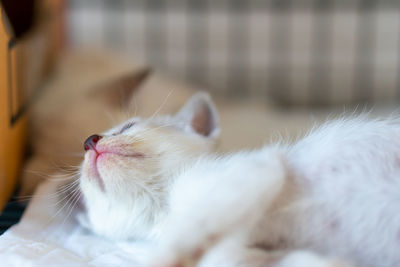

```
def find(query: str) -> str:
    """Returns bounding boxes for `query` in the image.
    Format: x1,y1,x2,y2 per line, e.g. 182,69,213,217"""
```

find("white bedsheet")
0,181,152,266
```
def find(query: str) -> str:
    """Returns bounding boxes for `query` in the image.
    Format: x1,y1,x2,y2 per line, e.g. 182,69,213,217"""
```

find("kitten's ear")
91,68,151,108
175,92,219,138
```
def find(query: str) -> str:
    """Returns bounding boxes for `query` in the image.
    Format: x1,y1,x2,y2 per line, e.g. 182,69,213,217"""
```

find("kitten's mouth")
95,146,145,160
85,147,144,189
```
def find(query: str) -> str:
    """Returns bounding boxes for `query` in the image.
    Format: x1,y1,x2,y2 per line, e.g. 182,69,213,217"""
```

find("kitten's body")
279,117,400,265
78,93,400,267
152,117,400,267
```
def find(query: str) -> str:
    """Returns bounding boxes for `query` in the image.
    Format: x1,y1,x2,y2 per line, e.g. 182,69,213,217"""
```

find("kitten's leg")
200,242,353,267
150,241,352,267
150,148,287,267
272,250,352,267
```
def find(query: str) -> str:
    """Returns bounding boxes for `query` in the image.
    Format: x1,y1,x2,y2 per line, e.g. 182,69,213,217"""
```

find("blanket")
0,181,151,266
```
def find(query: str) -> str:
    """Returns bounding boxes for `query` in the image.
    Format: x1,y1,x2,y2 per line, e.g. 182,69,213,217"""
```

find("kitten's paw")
276,251,353,267
147,255,195,267
147,241,208,267
146,250,197,267
147,232,221,267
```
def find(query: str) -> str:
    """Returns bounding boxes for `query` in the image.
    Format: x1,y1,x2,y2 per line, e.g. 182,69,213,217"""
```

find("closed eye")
118,122,135,134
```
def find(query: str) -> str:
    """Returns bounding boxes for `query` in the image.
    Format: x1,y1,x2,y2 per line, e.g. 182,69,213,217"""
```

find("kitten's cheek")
97,153,108,162
96,153,113,167
96,154,118,176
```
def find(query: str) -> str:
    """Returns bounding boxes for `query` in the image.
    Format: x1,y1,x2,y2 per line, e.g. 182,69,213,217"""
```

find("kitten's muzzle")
84,134,102,151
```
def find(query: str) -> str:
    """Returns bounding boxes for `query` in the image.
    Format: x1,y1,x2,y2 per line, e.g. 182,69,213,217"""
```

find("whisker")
34,191,77,240
48,182,80,208
105,110,121,125
56,165,81,171
59,191,82,229
149,89,174,120
45,174,79,182
13,179,80,204
46,185,80,225
23,170,75,180
26,170,80,182
133,122,177,139
133,97,138,117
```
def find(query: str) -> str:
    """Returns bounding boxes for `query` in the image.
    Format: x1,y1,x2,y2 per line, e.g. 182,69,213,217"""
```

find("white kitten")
79,93,400,267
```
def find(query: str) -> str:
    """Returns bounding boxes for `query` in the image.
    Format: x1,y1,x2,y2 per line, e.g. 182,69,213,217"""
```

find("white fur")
79,94,400,267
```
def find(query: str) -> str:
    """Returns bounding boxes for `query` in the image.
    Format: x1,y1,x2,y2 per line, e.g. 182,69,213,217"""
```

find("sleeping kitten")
79,93,400,267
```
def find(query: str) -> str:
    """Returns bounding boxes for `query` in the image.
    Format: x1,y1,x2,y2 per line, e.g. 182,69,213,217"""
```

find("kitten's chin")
81,186,164,240
82,151,105,191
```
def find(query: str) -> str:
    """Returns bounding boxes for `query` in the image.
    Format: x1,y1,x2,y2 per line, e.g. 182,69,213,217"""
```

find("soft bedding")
0,181,151,267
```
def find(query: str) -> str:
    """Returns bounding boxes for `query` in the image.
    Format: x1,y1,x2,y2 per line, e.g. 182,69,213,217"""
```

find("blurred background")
66,0,400,106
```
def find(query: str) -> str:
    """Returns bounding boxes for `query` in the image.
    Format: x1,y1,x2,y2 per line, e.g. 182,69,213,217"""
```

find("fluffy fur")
79,93,400,267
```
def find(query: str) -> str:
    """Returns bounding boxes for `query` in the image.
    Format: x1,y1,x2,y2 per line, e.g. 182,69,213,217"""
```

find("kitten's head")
79,92,219,240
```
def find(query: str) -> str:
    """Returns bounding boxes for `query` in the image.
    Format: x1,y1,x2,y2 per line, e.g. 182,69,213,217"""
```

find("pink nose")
84,134,102,151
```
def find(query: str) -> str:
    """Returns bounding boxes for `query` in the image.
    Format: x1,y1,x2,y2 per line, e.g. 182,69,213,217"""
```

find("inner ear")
176,92,219,138
90,68,151,108
191,102,214,136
